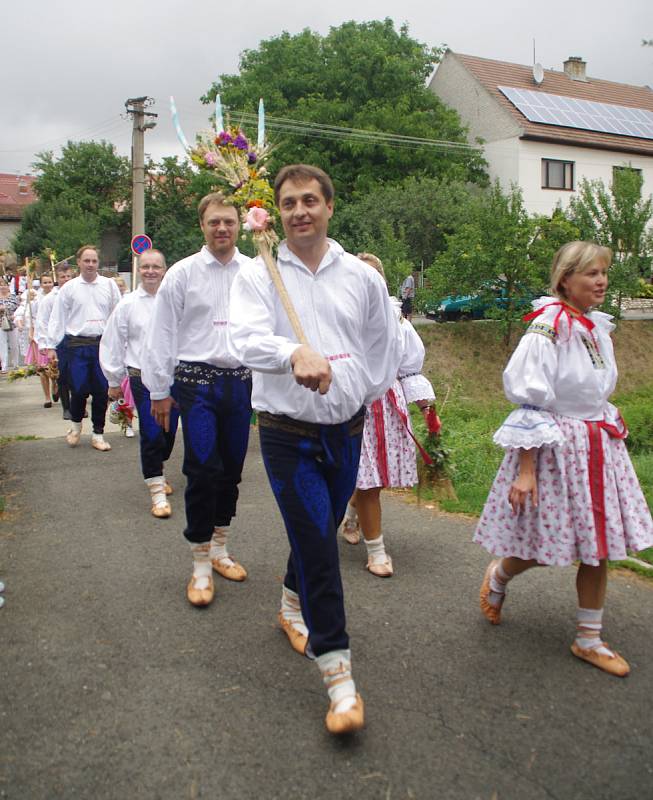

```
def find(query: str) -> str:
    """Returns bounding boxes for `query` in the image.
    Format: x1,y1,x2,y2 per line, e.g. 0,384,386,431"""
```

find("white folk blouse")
494,296,619,450
100,286,157,387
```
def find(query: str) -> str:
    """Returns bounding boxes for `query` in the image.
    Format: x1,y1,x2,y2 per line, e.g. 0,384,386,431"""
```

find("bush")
634,279,653,299
615,387,653,453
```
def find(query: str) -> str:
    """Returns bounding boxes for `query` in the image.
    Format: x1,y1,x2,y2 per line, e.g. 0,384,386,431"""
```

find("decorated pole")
174,94,309,344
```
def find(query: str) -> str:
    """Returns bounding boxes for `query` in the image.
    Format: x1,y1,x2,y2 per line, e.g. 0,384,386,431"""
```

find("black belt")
258,409,365,439
174,361,251,385
65,335,101,348
127,366,141,377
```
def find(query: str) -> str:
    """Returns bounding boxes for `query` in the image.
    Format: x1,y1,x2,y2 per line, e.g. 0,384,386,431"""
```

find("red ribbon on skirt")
585,416,628,560
372,388,434,488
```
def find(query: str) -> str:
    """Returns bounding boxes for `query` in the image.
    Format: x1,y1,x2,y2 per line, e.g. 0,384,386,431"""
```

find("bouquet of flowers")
7,365,38,382
109,398,135,433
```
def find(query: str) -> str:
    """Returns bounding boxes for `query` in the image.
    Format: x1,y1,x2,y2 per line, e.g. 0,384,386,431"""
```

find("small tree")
567,168,653,312
428,184,579,344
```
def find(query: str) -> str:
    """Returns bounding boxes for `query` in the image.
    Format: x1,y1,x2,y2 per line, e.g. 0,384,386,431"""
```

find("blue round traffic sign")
131,234,153,255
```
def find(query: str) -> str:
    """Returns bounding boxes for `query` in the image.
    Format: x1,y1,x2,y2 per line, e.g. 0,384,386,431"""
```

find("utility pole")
125,96,157,288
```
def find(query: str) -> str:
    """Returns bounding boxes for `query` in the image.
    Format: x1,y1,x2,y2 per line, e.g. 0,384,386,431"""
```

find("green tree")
201,20,487,197
330,175,477,294
12,140,130,261
429,182,572,344
567,168,653,312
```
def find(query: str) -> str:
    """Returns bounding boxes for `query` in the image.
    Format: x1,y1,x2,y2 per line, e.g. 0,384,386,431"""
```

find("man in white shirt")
48,245,121,451
142,193,253,607
229,164,403,735
37,262,75,419
100,249,179,519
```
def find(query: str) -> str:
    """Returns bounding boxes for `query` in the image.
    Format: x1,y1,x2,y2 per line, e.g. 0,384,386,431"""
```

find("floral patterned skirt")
474,414,653,566
356,380,418,490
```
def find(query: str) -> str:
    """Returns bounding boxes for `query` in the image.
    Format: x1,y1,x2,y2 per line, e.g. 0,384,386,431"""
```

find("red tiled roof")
452,52,653,156
0,174,37,220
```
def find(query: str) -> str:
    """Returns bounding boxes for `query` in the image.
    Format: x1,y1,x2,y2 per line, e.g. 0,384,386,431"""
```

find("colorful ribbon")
523,301,596,344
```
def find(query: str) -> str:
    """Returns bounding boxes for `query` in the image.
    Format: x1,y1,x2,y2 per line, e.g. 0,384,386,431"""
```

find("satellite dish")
532,63,544,85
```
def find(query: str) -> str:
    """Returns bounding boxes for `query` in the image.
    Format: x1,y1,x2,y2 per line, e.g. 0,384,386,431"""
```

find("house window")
613,165,642,181
541,158,574,190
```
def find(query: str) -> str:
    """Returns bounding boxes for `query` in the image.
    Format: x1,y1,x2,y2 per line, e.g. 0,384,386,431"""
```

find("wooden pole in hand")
256,238,308,345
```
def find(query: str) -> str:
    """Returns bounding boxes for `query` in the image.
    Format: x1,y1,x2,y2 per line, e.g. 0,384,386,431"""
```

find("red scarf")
523,301,597,345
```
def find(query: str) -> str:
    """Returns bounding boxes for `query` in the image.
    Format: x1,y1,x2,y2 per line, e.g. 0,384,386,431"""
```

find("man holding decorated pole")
142,193,253,607
47,245,121,450
229,164,403,735
100,248,179,519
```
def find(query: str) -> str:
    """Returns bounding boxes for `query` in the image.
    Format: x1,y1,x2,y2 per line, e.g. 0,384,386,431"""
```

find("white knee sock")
210,526,235,566
575,607,614,657
91,433,106,443
71,421,82,434
145,476,167,508
364,534,387,564
488,560,511,607
316,649,357,714
189,542,212,590
345,504,358,524
280,586,308,638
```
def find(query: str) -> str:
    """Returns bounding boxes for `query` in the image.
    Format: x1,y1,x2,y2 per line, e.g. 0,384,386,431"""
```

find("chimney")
564,56,587,82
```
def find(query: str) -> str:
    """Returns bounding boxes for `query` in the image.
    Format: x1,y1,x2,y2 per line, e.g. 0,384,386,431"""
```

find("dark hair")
197,192,237,223
274,164,334,205
76,244,100,261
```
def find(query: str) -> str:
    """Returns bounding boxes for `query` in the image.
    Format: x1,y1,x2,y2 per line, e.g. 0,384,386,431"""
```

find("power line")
0,116,127,155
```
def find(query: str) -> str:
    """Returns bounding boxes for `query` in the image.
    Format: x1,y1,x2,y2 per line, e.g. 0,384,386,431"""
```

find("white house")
429,51,653,216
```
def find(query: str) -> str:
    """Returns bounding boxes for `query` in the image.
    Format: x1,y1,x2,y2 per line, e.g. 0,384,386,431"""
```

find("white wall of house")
480,137,653,217
0,220,20,252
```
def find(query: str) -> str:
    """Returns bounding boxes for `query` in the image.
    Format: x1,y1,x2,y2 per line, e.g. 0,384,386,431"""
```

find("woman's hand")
509,448,538,514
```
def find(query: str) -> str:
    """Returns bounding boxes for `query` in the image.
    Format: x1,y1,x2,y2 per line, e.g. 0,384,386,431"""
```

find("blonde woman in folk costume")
475,241,653,677
341,253,435,577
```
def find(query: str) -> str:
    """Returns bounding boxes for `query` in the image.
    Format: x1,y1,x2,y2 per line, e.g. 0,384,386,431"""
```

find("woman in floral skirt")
475,241,653,677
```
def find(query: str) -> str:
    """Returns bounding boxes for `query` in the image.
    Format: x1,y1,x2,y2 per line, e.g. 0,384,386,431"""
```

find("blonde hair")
550,241,612,300
76,244,100,261
197,192,236,223
357,252,385,281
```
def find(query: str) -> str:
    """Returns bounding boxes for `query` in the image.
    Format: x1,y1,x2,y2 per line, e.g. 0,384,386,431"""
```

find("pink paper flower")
204,151,218,167
245,206,270,232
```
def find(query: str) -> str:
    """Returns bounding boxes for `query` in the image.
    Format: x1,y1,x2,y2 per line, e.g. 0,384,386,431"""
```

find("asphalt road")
1,378,652,800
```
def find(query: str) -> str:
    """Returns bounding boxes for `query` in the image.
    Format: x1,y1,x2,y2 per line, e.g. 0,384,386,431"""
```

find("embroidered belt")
65,334,101,348
127,366,141,377
174,360,251,385
258,409,365,439
585,416,628,560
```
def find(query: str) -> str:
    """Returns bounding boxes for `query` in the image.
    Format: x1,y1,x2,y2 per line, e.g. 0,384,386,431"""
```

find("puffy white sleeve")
397,319,435,404
361,273,404,405
228,264,302,373
493,330,564,450
99,298,130,387
141,268,184,399
35,294,53,349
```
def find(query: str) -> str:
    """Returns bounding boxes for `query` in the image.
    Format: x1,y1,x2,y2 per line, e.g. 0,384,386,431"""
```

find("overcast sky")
2,0,651,176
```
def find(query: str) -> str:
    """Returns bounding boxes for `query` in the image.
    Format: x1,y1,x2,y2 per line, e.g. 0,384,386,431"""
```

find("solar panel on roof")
498,86,653,140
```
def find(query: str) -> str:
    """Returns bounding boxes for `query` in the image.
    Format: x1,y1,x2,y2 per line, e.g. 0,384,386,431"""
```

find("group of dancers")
12,163,653,734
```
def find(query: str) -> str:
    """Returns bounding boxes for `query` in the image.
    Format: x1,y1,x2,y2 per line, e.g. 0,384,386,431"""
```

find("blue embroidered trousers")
259,410,363,657
129,374,178,480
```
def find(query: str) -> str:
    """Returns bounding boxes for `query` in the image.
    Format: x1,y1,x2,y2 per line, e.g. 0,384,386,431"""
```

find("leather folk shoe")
479,559,504,625
211,557,247,582
66,429,81,447
151,501,172,519
571,642,630,677
164,481,173,496
277,611,307,656
91,436,111,452
366,555,393,578
325,693,365,735
186,575,215,607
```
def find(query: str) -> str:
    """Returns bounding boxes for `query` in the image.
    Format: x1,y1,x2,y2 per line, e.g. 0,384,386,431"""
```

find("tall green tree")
12,140,130,261
201,20,487,197
429,182,575,344
566,168,653,311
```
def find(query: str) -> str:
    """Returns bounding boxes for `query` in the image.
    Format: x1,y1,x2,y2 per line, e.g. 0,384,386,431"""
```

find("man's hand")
151,396,177,432
108,386,123,401
290,345,332,395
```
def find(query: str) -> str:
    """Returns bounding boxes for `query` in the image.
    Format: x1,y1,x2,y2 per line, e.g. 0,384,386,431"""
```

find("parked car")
424,284,536,322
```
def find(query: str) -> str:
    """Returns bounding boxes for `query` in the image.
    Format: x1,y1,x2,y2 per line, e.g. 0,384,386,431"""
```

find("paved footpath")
1,377,652,800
